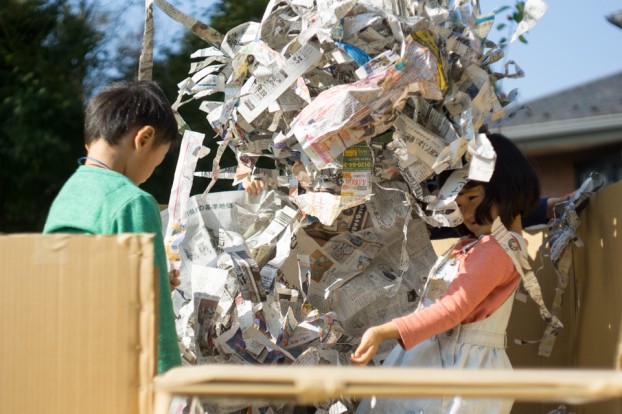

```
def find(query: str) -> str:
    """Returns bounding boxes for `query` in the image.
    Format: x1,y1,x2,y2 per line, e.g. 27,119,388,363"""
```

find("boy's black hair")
467,133,540,229
84,80,179,147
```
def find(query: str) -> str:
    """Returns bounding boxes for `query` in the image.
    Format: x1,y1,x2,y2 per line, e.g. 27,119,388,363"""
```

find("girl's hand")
351,321,400,366
351,327,383,365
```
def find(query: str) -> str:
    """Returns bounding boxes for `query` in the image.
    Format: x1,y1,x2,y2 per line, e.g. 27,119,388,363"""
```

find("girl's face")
455,184,498,237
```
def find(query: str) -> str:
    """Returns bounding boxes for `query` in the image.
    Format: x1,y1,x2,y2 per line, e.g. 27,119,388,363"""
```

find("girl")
352,133,544,413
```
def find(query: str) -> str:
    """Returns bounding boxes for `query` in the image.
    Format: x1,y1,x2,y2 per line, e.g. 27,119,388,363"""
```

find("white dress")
356,234,525,414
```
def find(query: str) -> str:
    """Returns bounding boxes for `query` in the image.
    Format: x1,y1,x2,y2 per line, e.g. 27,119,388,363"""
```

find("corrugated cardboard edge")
117,234,157,414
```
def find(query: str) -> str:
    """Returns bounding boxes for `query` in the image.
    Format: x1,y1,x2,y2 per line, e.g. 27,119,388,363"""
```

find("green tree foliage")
0,0,105,231
495,0,529,46
208,0,270,33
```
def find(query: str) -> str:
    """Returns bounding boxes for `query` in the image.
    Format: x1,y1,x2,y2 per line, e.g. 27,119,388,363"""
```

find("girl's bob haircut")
465,133,540,229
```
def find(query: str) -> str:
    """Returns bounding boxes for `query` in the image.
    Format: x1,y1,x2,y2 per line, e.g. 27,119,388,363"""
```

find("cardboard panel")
506,180,622,413
573,180,622,413
574,180,622,368
0,234,156,414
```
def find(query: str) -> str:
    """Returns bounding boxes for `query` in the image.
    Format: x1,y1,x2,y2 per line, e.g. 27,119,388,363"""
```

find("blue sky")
104,0,622,103
483,0,622,102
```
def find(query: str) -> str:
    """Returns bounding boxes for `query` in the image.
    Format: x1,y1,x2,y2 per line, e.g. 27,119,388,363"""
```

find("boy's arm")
521,197,549,228
522,193,575,228
112,194,182,372
111,194,170,281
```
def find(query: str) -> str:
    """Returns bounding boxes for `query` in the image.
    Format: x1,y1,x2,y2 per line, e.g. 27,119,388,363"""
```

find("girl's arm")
351,321,400,365
351,237,516,365
395,237,517,349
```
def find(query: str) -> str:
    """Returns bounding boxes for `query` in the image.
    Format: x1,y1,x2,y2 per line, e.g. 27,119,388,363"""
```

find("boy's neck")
84,140,128,175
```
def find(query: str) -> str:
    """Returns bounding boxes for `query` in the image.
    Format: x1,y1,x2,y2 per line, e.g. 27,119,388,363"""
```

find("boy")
44,80,182,373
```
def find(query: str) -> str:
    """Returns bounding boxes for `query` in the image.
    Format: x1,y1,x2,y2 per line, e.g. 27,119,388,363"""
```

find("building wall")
526,143,622,197
528,155,576,197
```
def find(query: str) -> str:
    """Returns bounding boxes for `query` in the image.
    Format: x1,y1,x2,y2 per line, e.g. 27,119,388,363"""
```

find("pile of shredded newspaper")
140,0,551,412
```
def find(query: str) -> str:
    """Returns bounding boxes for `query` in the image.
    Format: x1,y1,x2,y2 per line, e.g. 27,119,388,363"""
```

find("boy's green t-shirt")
44,165,181,373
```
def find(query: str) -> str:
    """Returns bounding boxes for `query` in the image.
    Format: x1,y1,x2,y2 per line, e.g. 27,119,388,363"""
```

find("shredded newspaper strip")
136,0,568,412
137,0,155,81
532,173,604,357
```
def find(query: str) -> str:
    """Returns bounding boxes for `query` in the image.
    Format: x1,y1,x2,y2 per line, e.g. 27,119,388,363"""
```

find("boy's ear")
134,125,156,151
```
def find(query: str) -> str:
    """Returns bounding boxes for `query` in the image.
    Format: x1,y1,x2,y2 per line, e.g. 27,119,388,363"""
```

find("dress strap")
491,218,563,332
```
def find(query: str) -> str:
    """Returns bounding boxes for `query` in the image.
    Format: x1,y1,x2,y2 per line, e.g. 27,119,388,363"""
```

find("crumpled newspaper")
147,0,549,412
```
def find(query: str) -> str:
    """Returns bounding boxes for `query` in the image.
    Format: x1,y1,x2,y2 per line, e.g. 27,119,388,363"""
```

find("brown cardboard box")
0,234,157,414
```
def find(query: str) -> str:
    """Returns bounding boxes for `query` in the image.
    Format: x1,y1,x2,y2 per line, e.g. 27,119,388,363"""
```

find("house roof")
492,70,622,155
503,70,622,126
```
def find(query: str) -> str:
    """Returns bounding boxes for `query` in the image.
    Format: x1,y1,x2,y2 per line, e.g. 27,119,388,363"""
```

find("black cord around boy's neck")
77,156,112,170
